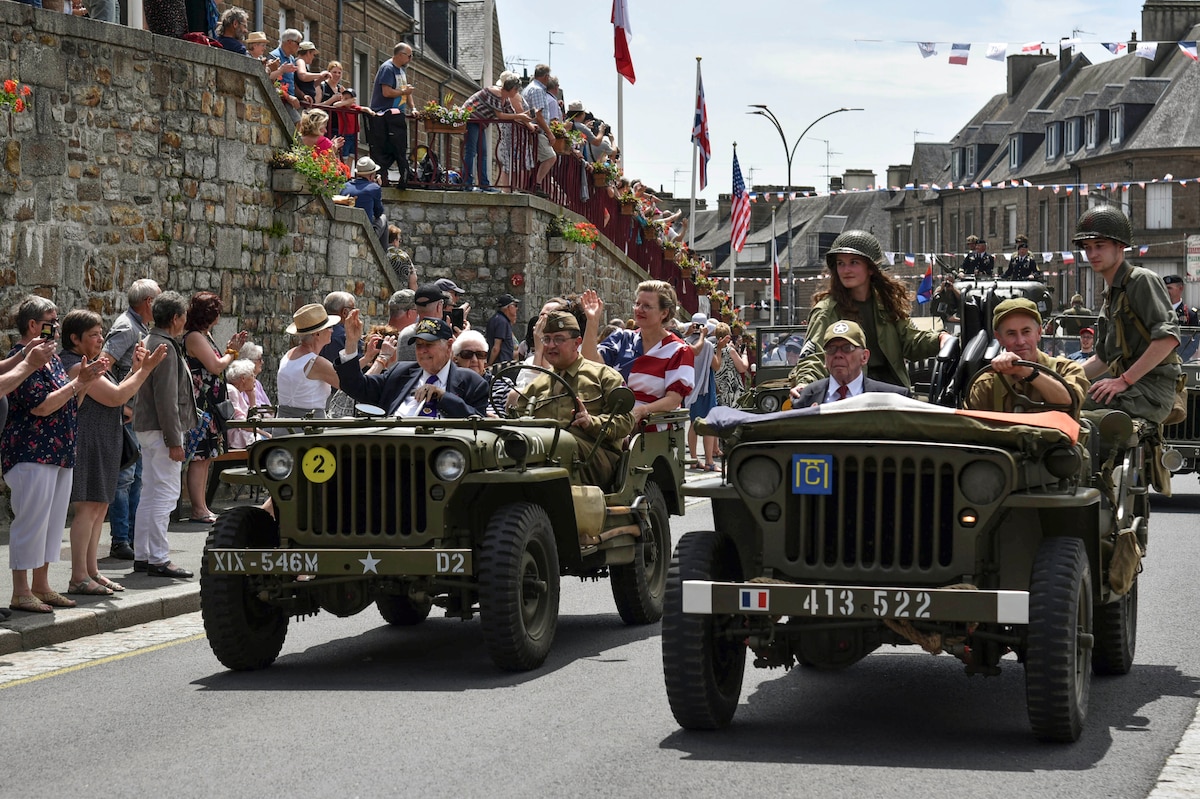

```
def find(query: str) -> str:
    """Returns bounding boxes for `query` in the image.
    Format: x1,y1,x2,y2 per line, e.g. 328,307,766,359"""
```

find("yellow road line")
0,632,206,689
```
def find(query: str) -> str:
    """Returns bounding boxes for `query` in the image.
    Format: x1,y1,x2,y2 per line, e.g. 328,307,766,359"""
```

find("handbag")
119,424,140,471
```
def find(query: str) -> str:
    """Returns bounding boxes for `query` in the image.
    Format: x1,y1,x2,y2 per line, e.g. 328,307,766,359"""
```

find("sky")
494,0,1146,204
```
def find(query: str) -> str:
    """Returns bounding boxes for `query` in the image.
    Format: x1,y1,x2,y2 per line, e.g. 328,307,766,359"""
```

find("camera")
40,321,56,339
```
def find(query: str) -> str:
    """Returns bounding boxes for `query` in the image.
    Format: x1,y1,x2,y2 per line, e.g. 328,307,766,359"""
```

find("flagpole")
688,57,700,251
770,206,777,326
617,76,624,169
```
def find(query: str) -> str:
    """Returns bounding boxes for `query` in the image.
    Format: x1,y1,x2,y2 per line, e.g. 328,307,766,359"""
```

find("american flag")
731,151,750,253
691,69,711,190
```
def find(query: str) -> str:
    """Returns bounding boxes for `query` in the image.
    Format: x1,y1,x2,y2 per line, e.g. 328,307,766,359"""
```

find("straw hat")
246,31,268,45
286,303,340,335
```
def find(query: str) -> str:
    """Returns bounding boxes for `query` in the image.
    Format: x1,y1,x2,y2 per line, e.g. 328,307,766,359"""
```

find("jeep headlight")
433,448,467,481
263,448,295,480
759,393,781,413
738,456,782,499
958,460,1006,505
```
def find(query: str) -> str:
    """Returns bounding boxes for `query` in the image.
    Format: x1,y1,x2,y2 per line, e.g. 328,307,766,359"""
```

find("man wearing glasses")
511,311,634,486
792,321,910,407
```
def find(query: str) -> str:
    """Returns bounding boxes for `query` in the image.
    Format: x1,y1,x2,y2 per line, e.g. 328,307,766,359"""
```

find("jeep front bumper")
682,581,1029,624
206,548,472,577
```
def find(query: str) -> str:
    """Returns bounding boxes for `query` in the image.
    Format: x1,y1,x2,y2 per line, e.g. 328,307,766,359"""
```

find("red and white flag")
1179,41,1199,61
1022,41,1045,53
904,253,916,267
949,43,970,65
1061,251,1076,266
612,0,635,83
691,67,711,190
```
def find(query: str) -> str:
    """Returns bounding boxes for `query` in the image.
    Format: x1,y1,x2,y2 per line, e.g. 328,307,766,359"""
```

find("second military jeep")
664,363,1155,742
200,377,687,673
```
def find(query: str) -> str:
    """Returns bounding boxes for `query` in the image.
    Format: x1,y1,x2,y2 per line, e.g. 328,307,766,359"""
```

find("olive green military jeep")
736,325,808,413
200,376,687,673
663,383,1153,742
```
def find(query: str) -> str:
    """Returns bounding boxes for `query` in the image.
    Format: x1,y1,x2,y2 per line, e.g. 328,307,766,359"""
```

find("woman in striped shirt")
581,281,695,427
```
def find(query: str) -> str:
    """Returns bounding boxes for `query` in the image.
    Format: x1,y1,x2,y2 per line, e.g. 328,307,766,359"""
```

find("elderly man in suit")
335,312,488,418
793,320,910,407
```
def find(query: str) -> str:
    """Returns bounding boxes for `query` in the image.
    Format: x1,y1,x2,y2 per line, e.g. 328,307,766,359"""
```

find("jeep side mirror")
606,386,635,415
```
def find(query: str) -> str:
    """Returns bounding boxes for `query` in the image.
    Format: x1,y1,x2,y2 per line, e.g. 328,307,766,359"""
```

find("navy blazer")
335,357,489,417
794,376,911,407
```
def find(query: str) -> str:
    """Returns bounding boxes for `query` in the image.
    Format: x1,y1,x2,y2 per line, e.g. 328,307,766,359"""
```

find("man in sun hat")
341,156,387,248
335,313,487,418
965,298,1088,415
792,321,911,406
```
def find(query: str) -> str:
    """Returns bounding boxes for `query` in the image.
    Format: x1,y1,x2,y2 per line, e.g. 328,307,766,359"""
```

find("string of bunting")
746,175,1200,202
852,38,1200,66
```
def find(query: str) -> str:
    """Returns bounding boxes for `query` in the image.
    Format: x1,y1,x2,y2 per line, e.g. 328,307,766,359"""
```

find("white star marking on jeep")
359,552,381,574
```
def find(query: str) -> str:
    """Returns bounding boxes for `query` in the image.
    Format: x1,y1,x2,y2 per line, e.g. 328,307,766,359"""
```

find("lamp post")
748,105,864,324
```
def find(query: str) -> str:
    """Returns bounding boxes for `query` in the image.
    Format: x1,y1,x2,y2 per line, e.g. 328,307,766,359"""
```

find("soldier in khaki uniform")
514,311,635,487
966,298,1089,416
1075,206,1181,424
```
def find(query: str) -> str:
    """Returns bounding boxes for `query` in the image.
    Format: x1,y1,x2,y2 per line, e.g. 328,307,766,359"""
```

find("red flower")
14,99,24,113
3,79,15,94
21,85,31,96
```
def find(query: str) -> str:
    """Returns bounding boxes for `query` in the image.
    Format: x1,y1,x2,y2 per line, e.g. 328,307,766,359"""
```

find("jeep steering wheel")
965,359,1078,416
489,363,582,421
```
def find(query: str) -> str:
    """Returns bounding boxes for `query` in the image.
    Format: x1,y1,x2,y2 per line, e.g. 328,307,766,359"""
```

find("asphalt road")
3,479,1199,798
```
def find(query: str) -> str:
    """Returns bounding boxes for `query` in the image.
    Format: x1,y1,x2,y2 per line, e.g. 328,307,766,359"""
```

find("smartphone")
40,321,56,339
448,307,465,329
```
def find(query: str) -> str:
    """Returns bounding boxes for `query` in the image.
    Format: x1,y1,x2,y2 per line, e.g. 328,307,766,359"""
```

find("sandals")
32,590,77,608
90,574,125,593
188,513,218,524
10,595,54,613
67,578,113,596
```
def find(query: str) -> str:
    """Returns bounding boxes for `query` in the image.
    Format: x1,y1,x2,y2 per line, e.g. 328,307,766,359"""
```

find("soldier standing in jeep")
1074,206,1181,425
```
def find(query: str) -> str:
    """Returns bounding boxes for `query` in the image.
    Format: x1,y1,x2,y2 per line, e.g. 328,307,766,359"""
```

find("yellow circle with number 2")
301,447,337,483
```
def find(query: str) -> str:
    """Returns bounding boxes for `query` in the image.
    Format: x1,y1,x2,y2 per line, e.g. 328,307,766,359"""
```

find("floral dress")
185,330,227,460
714,345,745,408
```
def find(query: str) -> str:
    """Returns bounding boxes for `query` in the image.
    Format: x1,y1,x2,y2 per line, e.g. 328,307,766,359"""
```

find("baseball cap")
496,293,520,308
992,297,1042,329
435,277,466,295
388,289,416,312
1079,327,1095,336
414,283,448,306
822,320,866,349
406,317,453,345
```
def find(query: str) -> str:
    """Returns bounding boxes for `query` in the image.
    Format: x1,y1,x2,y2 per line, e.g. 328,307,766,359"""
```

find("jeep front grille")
296,442,429,540
784,453,956,575
1163,391,1200,440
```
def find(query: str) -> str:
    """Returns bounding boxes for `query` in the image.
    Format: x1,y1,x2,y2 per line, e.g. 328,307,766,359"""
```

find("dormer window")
1065,118,1081,155
1045,122,1061,160
1008,138,1020,169
952,148,963,180
1110,106,1123,144
965,146,977,177
1085,113,1098,149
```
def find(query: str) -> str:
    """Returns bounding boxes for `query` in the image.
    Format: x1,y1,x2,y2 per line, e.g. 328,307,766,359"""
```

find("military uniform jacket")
1092,260,1182,424
520,356,634,450
1003,254,1041,281
967,350,1089,415
964,251,995,276
788,294,942,390
1174,302,1199,327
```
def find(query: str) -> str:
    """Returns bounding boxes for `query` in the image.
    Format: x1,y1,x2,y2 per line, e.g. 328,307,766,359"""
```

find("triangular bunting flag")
1178,41,1198,61
1136,42,1159,60
918,42,938,59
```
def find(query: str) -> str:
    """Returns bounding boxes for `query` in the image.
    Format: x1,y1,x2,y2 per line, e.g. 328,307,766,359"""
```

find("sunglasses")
456,350,488,360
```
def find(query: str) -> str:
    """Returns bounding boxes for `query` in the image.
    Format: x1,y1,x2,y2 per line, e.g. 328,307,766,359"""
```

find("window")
278,8,287,37
1039,200,1049,250
1110,106,1123,144
965,146,977,177
988,207,997,237
964,211,975,242
354,49,371,98
741,244,767,263
1085,113,1098,150
918,218,927,252
1008,138,1020,169
1065,119,1081,155
952,149,963,181
302,19,311,41
1057,197,1070,250
448,8,458,68
905,221,913,253
949,213,958,247
1006,205,1017,245
893,224,902,251
930,217,940,252
1045,123,1061,160
1147,183,1172,229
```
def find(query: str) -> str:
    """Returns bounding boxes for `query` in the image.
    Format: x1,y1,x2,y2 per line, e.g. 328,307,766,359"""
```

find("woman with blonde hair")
298,108,343,157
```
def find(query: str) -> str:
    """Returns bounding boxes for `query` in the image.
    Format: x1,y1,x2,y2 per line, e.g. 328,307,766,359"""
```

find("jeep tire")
477,502,560,671
1092,579,1137,675
662,530,746,730
610,481,670,624
200,506,289,671
1025,537,1093,742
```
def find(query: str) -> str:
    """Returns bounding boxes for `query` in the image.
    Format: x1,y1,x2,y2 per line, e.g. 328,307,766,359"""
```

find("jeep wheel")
610,482,670,624
1092,578,1137,675
200,506,288,671
477,503,560,671
1025,537,1093,742
662,530,746,730
377,593,433,626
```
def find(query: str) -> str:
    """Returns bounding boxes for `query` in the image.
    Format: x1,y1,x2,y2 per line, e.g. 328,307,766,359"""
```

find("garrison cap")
543,311,581,335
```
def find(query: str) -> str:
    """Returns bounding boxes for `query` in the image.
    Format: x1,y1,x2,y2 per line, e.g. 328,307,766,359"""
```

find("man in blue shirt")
270,29,303,123
342,157,387,248
486,294,520,366
369,43,415,188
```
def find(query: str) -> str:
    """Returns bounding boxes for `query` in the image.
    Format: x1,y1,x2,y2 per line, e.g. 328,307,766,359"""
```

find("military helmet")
825,230,887,270
1073,205,1132,246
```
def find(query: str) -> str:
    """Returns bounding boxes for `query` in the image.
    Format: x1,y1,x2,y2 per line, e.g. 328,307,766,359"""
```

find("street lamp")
748,105,864,324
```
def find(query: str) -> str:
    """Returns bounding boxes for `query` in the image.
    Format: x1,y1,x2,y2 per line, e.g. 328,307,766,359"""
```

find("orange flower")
3,79,14,94
14,99,24,113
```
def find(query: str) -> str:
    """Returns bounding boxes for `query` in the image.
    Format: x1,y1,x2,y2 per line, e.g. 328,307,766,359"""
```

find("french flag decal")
740,588,770,611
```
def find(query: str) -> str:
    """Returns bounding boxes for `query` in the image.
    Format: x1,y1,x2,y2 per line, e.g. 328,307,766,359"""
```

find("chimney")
886,164,910,189
1008,53,1055,98
842,169,876,191
1060,38,1074,74
1141,0,1200,43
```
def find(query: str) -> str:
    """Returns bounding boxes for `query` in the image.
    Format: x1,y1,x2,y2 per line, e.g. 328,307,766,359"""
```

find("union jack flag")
731,151,750,253
691,69,711,190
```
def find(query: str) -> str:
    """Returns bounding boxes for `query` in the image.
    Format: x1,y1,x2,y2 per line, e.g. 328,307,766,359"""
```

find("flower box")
592,172,609,188
271,168,305,193
425,120,467,135
548,237,577,253
619,203,636,216
553,136,572,155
